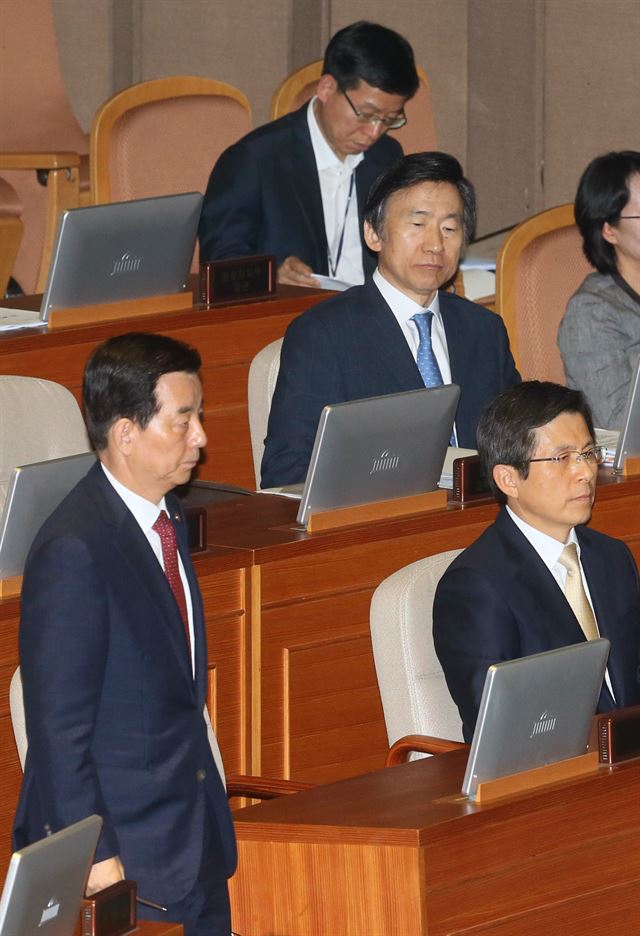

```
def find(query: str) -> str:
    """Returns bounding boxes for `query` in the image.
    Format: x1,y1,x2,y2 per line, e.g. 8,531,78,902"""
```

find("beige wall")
51,0,640,236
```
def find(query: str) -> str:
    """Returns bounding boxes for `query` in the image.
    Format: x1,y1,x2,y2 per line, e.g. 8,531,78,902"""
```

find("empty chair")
0,376,91,513
247,338,283,488
495,203,593,380
370,550,464,748
270,61,436,155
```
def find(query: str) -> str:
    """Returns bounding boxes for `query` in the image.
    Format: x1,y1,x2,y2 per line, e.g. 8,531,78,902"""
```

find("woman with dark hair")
558,151,640,428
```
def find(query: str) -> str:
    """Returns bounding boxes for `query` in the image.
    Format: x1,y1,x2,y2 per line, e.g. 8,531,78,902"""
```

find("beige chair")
0,0,87,294
370,550,465,750
247,338,283,488
270,62,436,155
0,376,91,513
495,203,593,381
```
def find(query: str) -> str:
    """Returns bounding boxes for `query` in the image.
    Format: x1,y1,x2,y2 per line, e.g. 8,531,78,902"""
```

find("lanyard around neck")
328,171,355,278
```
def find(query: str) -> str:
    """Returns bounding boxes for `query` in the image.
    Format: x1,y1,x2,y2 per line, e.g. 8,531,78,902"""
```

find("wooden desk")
0,284,324,489
230,750,640,935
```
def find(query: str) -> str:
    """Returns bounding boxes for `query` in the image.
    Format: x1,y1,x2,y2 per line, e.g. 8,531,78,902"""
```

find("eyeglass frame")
527,445,606,467
619,215,640,220
341,88,407,129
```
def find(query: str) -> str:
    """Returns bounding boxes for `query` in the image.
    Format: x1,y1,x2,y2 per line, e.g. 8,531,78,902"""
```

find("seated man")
198,21,418,286
434,381,640,743
261,151,519,488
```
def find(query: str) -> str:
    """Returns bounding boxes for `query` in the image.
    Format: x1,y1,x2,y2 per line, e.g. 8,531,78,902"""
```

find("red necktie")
153,510,191,655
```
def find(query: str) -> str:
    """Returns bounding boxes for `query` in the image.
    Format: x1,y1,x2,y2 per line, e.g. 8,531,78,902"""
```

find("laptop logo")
369,449,400,475
40,896,61,924
110,252,142,276
529,710,557,738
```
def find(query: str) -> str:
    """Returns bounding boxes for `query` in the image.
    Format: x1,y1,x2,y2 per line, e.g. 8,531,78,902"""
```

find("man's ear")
364,220,382,254
316,73,338,104
492,463,520,500
108,417,136,456
602,220,619,247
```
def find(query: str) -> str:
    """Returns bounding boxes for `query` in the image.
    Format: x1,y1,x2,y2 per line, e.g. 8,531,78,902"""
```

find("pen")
136,895,168,912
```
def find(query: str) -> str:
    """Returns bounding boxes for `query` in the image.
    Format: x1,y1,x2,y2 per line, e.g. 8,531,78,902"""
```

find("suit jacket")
433,508,640,742
13,463,236,905
261,278,520,487
197,103,402,276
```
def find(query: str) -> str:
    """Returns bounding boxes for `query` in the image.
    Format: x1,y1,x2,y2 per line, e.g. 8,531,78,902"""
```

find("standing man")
261,151,519,488
434,381,640,742
198,21,418,286
13,333,236,936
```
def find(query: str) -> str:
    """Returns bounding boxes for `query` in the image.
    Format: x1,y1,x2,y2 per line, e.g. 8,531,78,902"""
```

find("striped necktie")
558,543,599,641
412,311,444,388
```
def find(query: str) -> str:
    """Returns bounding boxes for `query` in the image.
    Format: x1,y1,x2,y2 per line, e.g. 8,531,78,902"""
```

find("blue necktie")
412,311,456,445
412,311,443,388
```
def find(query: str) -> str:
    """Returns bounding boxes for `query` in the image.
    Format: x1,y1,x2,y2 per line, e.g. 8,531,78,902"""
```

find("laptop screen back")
614,355,640,471
462,639,610,800
296,385,460,527
0,815,101,936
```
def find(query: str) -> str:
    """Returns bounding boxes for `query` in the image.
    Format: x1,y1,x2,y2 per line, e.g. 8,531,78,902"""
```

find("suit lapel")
91,467,196,692
278,108,327,271
358,280,425,392
440,292,467,388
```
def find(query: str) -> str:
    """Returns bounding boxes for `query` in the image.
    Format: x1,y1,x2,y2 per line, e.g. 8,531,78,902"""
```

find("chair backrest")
0,376,91,513
495,203,594,381
9,667,27,771
90,76,252,206
370,549,464,747
270,62,436,154
247,339,283,488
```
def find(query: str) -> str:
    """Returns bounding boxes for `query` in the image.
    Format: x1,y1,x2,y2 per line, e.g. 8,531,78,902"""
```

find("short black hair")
477,381,595,504
322,21,419,99
83,332,202,451
363,151,477,245
575,150,640,275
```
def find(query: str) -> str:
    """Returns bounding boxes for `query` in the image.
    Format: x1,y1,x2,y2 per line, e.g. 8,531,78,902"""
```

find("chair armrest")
0,151,81,171
385,734,469,767
226,774,316,800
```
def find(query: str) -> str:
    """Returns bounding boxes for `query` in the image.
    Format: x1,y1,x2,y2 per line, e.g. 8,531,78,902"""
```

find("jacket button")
196,769,206,782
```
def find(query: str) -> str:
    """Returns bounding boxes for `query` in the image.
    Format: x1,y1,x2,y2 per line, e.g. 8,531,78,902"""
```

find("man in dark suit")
434,381,640,742
261,151,519,488
198,21,418,286
13,334,236,936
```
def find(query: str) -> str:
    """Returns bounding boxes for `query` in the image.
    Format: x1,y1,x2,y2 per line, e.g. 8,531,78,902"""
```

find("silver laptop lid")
296,384,460,527
462,639,610,800
613,355,640,471
40,191,202,318
0,814,101,936
0,452,96,578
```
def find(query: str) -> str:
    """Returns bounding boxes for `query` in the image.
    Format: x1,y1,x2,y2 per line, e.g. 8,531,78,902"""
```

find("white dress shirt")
307,98,364,285
373,267,457,443
101,463,195,676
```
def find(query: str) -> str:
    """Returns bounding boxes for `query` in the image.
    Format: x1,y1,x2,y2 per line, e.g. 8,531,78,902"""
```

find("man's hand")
86,855,125,895
277,256,319,287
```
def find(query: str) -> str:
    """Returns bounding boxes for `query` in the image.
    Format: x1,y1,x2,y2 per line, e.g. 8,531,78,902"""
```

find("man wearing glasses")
198,21,418,286
434,381,640,743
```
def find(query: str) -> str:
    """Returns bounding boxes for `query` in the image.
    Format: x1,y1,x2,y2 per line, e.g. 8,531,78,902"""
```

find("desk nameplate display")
199,255,276,305
48,291,192,329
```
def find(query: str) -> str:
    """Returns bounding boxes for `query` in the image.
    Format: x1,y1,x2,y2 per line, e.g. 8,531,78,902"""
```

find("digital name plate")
199,255,276,305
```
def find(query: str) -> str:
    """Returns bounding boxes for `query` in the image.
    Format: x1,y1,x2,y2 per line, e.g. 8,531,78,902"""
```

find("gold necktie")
557,543,599,641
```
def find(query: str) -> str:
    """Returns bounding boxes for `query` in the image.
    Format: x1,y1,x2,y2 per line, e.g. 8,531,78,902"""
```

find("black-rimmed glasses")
342,89,407,129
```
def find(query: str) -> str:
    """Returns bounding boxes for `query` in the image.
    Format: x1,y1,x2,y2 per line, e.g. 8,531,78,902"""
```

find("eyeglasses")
528,446,606,468
619,215,640,220
342,89,407,129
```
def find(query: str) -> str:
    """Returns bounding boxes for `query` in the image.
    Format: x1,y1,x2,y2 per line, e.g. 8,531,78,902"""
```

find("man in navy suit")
261,151,519,488
434,381,640,742
198,21,418,287
13,334,236,936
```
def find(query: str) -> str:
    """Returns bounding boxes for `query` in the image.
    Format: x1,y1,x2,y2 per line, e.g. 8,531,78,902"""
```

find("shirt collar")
506,504,579,572
373,267,441,326
307,97,364,172
101,462,167,534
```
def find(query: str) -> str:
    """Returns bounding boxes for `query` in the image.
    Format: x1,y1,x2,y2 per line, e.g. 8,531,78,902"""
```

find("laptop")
613,355,640,470
0,451,96,578
0,191,202,332
296,384,460,527
0,814,101,936
462,639,610,800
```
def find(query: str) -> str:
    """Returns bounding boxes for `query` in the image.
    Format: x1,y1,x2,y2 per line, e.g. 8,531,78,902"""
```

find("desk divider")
306,488,448,533
48,291,192,329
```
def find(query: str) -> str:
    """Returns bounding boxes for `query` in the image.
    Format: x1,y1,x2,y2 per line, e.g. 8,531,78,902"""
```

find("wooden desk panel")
0,286,324,489
230,752,640,935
